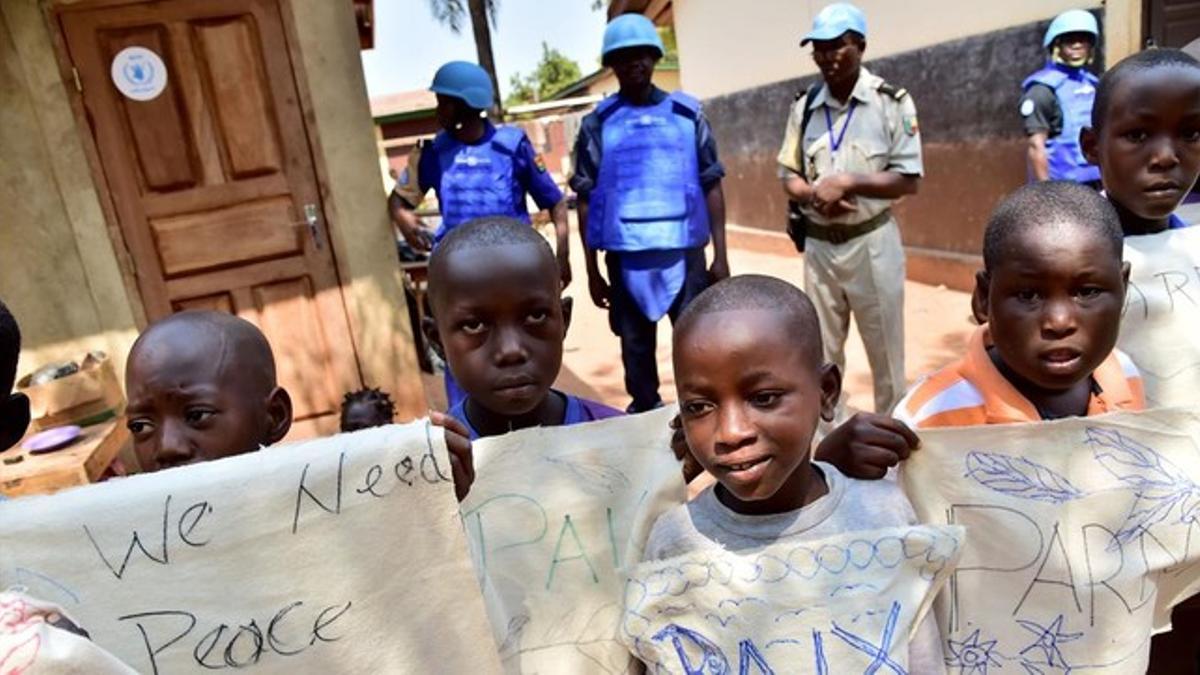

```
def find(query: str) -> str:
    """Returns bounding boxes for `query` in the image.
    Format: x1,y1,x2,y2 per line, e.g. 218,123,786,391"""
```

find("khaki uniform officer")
778,2,922,415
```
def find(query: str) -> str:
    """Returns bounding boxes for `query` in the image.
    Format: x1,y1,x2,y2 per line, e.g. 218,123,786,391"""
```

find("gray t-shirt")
643,461,946,675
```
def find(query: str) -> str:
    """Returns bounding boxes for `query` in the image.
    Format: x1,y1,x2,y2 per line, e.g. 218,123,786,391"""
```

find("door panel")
150,196,301,276
60,0,361,436
1145,0,1200,48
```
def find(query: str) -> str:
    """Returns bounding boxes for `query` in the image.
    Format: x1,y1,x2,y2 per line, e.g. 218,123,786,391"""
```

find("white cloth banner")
1121,227,1200,408
461,407,686,673
902,409,1200,674
619,524,963,674
0,421,502,675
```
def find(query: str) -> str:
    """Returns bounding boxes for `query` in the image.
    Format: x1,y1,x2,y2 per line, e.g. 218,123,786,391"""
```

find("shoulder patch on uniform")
533,153,547,173
903,115,919,136
1020,98,1036,117
877,81,908,100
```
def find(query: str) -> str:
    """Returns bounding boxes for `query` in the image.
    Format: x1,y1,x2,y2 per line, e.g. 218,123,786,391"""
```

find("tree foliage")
428,0,496,33
504,42,582,106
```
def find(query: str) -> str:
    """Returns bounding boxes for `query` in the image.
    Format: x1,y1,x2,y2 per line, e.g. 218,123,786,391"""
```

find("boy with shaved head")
894,181,1141,428
124,311,293,471
124,311,474,497
1082,48,1200,235
424,217,620,439
642,275,944,672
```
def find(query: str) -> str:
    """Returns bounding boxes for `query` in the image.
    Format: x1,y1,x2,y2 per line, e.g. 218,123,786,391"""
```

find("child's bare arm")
429,411,475,502
815,412,920,480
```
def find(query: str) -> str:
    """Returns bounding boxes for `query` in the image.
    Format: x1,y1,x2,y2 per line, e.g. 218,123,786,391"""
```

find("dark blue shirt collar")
617,85,668,107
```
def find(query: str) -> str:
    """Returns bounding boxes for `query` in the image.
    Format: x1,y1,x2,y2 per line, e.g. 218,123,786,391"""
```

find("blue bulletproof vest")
587,92,710,251
431,125,530,242
1023,63,1100,183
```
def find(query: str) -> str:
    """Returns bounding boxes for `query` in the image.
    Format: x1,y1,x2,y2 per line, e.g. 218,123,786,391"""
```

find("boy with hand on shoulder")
124,311,474,498
894,181,1141,428
1081,48,1200,235
643,275,944,673
423,217,621,440
817,47,1196,470
1080,49,1200,670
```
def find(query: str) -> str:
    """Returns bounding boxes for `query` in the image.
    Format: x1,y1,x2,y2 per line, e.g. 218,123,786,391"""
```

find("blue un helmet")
801,3,867,45
1043,9,1099,48
602,14,664,63
429,61,494,110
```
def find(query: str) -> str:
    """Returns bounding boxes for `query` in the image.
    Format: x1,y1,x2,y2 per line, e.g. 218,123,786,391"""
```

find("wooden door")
1144,0,1200,48
59,0,361,437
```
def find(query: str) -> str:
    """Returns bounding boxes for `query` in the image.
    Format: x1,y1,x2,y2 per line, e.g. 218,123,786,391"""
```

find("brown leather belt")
806,209,892,245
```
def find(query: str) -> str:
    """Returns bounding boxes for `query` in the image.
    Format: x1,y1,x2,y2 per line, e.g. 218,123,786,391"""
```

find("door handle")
304,203,323,250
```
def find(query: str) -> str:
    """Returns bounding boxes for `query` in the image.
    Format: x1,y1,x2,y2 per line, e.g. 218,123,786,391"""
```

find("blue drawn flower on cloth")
947,629,1001,674
1086,427,1200,544
1016,615,1081,673
964,451,1084,503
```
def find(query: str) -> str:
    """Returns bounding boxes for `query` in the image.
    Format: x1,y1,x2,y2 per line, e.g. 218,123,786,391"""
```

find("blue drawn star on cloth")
1017,615,1082,671
947,629,1001,674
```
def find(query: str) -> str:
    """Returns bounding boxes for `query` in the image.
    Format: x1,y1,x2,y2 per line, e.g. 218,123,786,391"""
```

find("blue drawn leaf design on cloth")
1117,492,1184,543
543,455,631,494
1086,427,1185,490
1086,427,1200,544
964,451,1084,503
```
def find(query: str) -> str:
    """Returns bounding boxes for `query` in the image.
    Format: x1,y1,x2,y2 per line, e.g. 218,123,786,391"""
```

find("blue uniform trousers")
606,247,710,413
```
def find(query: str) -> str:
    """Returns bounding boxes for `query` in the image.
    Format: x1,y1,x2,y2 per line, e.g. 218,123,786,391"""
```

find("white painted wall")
673,0,1104,99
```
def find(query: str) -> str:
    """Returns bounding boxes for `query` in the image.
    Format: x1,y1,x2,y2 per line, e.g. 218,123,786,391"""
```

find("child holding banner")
893,181,1143,428
121,310,476,498
1080,48,1200,670
819,49,1200,476
1081,48,1200,235
423,217,622,440
635,275,947,673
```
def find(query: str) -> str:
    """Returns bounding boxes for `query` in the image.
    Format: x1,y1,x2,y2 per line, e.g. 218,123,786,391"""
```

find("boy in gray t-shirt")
641,275,944,674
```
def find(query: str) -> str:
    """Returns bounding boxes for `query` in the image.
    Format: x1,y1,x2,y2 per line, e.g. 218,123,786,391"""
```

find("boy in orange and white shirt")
893,181,1144,431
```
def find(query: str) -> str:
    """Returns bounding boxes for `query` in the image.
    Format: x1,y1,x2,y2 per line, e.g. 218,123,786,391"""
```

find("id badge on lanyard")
824,100,859,166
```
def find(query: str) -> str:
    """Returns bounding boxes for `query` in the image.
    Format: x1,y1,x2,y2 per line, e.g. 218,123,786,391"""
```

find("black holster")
786,200,807,253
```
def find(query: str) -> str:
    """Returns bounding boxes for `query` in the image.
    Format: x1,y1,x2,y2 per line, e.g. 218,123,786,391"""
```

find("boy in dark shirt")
1082,48,1200,235
424,217,621,440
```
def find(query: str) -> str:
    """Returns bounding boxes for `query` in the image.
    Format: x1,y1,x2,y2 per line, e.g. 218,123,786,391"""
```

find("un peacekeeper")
570,13,729,413
390,61,570,408
389,61,571,286
777,2,922,416
1020,9,1101,185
